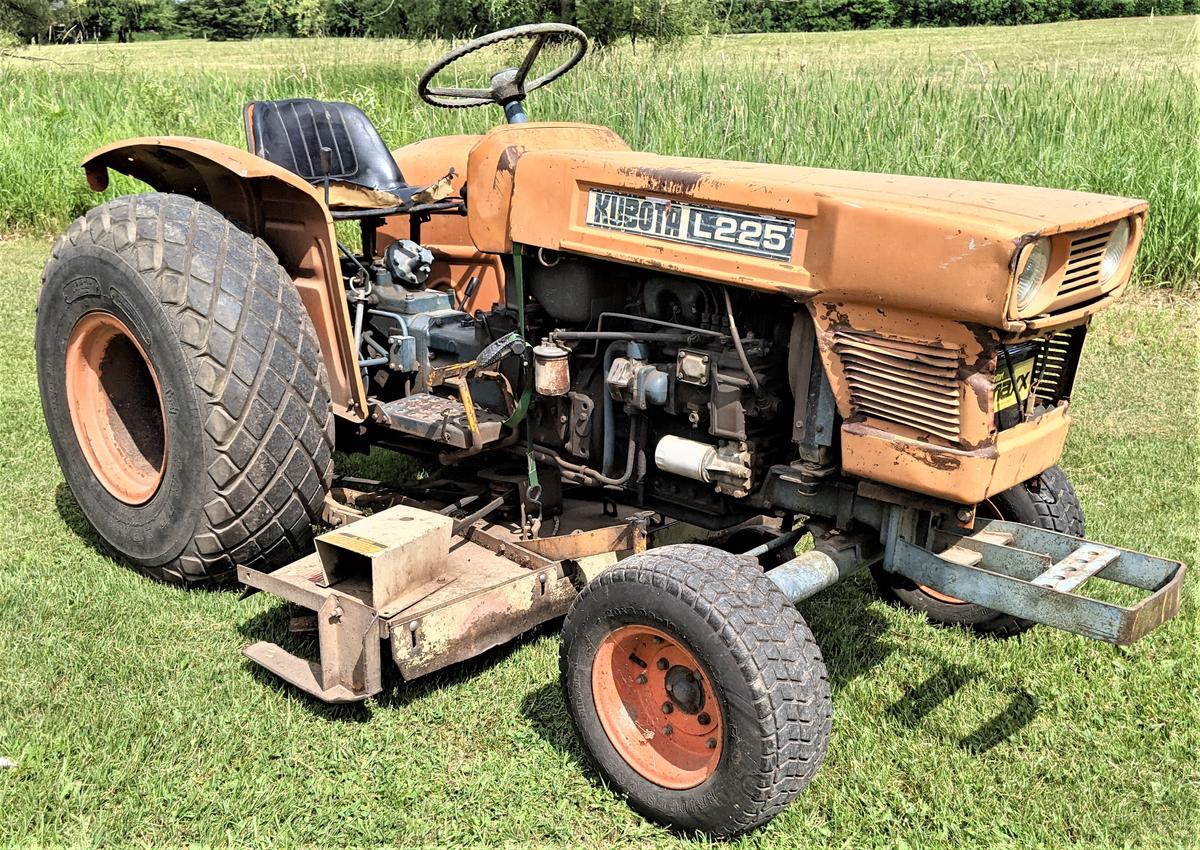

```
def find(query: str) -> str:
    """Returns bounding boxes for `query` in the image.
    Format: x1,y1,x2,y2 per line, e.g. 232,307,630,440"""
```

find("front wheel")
873,465,1085,638
560,544,831,837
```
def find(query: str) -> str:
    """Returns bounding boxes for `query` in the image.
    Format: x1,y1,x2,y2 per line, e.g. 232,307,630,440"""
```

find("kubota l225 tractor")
36,25,1184,836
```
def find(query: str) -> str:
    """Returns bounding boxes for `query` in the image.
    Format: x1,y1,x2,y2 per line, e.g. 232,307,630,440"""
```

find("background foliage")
1,0,1197,43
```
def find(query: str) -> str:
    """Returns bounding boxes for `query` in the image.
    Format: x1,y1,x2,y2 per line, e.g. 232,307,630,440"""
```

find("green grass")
0,227,1197,846
1,16,1198,289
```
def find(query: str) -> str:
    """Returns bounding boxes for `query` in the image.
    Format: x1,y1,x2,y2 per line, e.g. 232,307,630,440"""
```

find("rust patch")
620,165,707,196
497,144,525,176
891,441,964,472
819,302,852,328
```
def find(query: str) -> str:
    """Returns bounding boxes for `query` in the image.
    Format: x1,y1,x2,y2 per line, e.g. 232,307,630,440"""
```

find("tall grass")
2,17,1197,289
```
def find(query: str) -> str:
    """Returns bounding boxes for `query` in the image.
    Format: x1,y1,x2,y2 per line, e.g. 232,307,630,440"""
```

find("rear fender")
82,136,367,421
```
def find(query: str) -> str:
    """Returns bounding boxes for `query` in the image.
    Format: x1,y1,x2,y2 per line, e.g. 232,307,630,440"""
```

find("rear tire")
560,544,831,836
36,193,334,586
874,465,1085,638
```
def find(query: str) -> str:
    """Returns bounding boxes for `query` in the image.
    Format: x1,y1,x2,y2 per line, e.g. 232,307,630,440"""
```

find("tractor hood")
501,143,1145,330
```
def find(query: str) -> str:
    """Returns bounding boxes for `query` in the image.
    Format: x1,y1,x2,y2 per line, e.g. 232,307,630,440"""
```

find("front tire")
37,193,334,586
560,544,831,836
874,465,1085,637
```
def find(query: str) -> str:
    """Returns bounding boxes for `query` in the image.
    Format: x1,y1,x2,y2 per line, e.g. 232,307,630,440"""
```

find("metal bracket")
886,517,1185,645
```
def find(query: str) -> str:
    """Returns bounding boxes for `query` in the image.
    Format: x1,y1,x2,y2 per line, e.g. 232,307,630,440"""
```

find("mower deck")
239,489,651,703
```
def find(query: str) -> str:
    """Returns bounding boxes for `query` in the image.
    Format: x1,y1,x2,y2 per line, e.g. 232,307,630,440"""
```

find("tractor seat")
244,98,422,211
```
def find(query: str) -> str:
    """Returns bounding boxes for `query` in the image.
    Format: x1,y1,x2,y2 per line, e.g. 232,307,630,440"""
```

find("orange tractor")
37,25,1183,836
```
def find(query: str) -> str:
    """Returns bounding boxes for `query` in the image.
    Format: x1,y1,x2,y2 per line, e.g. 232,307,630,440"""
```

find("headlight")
1099,218,1131,284
1016,238,1052,310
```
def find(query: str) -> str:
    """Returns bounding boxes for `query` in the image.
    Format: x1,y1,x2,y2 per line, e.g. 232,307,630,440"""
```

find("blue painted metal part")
503,100,528,123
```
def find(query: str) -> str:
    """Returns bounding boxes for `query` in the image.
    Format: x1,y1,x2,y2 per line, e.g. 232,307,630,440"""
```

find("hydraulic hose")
722,287,761,395
601,340,628,476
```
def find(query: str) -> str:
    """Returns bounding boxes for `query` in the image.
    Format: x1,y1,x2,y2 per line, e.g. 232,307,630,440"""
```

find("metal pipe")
452,494,508,536
551,331,692,343
367,309,409,336
533,431,637,488
765,530,882,605
597,312,728,339
364,335,389,357
602,340,628,476
352,297,366,363
741,527,806,560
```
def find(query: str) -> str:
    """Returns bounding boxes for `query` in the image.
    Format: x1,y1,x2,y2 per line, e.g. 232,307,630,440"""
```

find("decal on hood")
584,189,795,261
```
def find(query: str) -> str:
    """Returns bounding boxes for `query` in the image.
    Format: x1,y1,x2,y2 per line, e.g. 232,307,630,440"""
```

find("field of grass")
1,16,1198,288
1,17,1199,849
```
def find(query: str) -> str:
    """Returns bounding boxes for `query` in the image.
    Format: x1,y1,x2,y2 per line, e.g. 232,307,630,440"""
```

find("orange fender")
82,136,367,421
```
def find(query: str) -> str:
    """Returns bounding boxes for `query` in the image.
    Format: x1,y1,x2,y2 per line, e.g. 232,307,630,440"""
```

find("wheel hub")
64,312,168,505
664,665,705,714
590,624,723,789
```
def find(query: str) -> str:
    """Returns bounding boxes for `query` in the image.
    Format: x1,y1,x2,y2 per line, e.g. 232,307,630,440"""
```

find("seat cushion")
244,98,415,206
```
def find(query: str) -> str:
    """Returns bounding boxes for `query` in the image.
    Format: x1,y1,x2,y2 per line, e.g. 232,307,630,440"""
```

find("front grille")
833,330,962,442
1031,330,1075,405
1058,226,1114,297
996,326,1086,429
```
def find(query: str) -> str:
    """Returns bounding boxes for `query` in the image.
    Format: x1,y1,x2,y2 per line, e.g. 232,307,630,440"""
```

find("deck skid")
888,518,1185,645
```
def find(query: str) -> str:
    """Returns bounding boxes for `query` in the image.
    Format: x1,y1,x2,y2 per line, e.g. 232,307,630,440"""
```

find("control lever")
475,332,526,371
319,146,332,208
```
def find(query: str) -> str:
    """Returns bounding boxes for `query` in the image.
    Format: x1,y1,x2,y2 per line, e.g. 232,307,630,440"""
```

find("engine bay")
342,239,800,529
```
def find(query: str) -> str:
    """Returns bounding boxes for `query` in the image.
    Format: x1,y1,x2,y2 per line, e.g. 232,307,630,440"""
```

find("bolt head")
662,724,673,736
657,658,669,670
698,712,711,725
661,702,673,715
636,674,647,685
706,737,717,749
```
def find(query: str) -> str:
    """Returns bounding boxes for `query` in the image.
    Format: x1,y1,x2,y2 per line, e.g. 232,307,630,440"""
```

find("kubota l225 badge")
585,189,795,261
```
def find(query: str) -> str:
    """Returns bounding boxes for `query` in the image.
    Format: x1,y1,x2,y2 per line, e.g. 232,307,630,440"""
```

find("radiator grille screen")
834,330,963,442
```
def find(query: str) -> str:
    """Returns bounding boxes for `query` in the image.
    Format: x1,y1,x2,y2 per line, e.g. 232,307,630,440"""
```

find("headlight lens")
1016,238,1052,310
1099,218,1131,284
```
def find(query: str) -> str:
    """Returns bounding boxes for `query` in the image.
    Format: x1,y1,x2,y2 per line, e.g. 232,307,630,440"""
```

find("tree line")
2,0,1195,45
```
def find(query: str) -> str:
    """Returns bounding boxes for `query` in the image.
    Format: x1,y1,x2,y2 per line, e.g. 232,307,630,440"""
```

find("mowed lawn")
0,261,1197,848
0,17,1198,850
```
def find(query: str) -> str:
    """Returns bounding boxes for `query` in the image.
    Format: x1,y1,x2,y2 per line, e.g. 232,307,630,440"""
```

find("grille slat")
1031,332,1075,404
834,330,963,442
1055,226,1114,297
842,366,959,400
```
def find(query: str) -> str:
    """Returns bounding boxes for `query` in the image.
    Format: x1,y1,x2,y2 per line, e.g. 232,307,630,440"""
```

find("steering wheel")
417,23,588,110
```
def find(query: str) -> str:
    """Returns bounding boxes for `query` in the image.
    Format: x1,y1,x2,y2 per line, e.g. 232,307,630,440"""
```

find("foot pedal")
378,392,505,449
891,519,1185,645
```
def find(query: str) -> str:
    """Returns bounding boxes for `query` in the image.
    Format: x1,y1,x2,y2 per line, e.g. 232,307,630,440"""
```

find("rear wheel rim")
591,624,723,789
64,312,168,505
917,498,1002,605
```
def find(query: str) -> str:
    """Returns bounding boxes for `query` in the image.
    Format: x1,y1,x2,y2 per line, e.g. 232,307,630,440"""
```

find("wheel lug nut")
706,738,717,749
663,724,673,735
661,702,673,714
636,674,647,685
657,658,669,670
698,712,711,725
